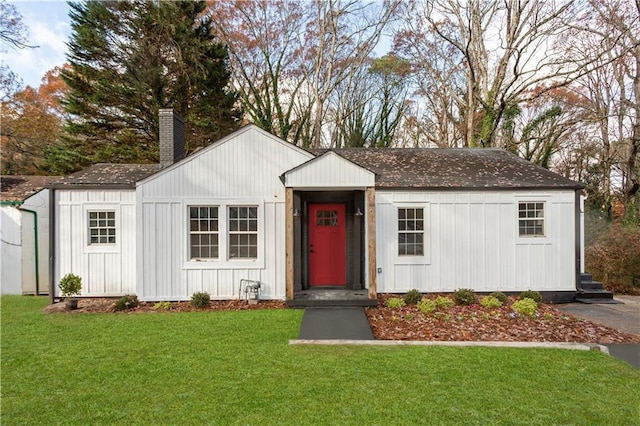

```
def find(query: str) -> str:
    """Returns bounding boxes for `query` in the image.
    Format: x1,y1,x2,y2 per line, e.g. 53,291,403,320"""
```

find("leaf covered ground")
366,295,640,344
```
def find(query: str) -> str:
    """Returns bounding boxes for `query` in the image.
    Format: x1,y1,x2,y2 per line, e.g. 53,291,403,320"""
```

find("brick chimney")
159,109,185,168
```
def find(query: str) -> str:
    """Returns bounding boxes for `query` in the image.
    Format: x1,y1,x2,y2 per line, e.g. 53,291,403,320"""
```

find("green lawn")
1,296,639,425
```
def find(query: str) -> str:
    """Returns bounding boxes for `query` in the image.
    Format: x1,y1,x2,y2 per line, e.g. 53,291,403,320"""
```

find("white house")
1,176,58,295
48,110,586,304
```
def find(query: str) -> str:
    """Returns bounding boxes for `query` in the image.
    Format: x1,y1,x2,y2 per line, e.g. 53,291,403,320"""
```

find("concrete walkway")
297,307,374,340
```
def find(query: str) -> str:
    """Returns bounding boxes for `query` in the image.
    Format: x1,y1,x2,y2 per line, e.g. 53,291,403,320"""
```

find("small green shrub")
190,292,211,308
512,298,538,317
519,290,542,303
114,294,139,311
434,296,455,308
153,301,172,311
454,288,477,305
417,298,436,314
480,296,503,309
385,297,405,308
489,291,508,304
403,289,423,305
58,273,82,298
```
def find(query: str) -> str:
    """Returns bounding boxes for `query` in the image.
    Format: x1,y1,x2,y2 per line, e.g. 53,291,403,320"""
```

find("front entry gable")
283,151,375,190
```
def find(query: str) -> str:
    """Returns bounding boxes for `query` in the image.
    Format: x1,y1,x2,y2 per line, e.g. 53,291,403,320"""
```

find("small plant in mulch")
519,290,542,303
114,294,139,311
480,296,503,309
512,298,538,317
153,301,172,311
190,292,211,309
434,295,455,308
489,291,508,304
417,298,436,314
454,288,477,305
385,297,406,308
403,289,423,305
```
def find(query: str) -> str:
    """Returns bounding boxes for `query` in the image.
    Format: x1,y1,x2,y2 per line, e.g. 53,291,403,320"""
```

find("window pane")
228,206,258,259
188,206,219,259
398,208,425,256
518,202,544,237
88,211,116,245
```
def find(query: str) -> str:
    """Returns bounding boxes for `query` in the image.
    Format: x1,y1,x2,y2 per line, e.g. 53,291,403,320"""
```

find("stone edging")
289,339,610,354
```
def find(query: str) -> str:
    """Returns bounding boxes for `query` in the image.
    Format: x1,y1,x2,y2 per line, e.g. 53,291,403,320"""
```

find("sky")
2,1,71,89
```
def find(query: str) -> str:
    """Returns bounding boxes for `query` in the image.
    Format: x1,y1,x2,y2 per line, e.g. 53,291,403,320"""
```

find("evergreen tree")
53,0,241,173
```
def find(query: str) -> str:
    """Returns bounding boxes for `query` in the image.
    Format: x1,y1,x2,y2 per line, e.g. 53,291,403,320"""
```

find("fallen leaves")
365,298,640,344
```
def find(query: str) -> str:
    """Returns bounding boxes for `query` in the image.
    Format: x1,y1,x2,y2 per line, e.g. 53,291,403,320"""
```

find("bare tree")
394,0,588,148
210,0,399,147
566,0,640,221
0,0,36,50
208,1,311,144
329,55,410,147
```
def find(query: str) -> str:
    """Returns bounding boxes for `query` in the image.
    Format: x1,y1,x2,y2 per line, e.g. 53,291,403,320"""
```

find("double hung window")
398,207,424,256
189,206,219,259
228,206,258,259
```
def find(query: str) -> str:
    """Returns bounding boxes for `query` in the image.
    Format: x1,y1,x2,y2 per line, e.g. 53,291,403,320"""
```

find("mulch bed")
45,296,640,344
365,296,640,344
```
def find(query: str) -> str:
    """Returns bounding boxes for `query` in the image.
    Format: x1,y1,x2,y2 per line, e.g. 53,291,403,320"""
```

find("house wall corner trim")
366,187,377,299
285,187,294,300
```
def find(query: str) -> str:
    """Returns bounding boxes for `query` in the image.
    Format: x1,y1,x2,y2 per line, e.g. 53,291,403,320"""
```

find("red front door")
309,203,346,286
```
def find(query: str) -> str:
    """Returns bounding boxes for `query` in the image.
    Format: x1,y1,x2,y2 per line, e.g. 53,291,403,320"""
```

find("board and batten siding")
375,190,576,293
136,125,313,301
55,189,137,296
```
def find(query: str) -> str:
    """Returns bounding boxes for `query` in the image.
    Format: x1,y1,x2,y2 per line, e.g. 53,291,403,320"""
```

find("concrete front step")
578,289,614,298
287,299,378,308
574,297,621,304
580,282,605,290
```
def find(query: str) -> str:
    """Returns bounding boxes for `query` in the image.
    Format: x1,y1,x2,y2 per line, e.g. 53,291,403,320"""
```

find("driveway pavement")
556,296,640,336
556,296,640,368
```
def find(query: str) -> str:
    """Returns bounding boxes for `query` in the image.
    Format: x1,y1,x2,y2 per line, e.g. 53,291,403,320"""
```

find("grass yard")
1,296,639,425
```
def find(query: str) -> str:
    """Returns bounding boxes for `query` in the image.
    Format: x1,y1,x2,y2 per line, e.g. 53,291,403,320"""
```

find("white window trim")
517,201,547,239
183,199,265,270
83,205,120,254
394,203,431,265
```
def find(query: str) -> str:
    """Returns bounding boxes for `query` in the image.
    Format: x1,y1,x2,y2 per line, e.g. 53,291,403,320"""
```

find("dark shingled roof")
45,147,582,191
0,175,61,202
49,164,160,189
311,148,583,190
